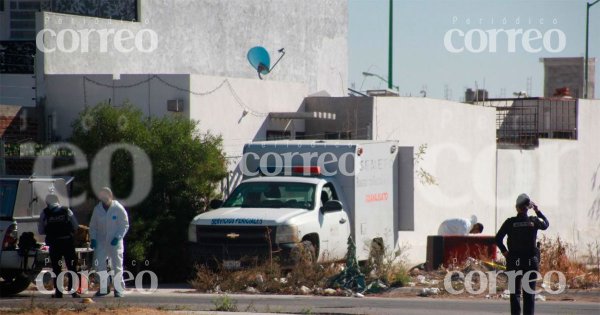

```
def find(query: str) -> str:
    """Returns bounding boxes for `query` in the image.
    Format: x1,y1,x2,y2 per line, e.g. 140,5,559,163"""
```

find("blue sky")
348,0,600,100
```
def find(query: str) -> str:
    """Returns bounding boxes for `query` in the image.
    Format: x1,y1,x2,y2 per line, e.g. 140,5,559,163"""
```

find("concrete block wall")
542,57,595,99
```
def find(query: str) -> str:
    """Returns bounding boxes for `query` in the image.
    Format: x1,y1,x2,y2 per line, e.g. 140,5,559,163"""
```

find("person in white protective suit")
437,215,484,235
89,187,129,297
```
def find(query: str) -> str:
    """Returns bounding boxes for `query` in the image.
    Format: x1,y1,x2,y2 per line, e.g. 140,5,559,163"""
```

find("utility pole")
388,0,393,90
585,0,600,99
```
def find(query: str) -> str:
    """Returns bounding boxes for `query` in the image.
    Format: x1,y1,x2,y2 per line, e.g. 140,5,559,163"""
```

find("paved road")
1,289,598,315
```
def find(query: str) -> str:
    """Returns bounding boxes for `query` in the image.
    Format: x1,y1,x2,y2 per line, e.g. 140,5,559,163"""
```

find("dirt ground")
380,286,600,303
2,307,169,315
378,262,600,304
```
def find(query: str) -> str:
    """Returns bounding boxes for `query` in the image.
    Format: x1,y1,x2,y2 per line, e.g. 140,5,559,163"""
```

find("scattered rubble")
323,288,337,295
299,285,312,295
245,286,259,294
419,287,440,297
255,274,264,284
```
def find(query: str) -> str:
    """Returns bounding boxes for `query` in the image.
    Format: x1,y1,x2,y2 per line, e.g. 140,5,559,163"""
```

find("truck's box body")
243,140,400,259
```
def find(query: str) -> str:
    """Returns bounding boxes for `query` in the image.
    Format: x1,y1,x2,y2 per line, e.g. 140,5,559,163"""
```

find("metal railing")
0,41,35,74
475,98,578,148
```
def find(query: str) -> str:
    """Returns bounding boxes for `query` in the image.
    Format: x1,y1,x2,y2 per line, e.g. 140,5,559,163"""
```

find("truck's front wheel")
0,273,32,297
291,241,316,265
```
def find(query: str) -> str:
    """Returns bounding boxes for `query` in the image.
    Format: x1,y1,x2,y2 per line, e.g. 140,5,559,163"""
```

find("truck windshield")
223,182,316,210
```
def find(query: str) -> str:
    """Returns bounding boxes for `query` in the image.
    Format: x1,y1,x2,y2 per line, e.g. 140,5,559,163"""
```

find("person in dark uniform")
38,194,80,298
495,193,549,315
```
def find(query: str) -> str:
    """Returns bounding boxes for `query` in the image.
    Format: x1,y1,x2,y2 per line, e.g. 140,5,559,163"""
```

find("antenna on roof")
247,46,286,80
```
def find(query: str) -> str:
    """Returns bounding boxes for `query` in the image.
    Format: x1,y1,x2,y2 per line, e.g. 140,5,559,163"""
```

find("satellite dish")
247,46,286,80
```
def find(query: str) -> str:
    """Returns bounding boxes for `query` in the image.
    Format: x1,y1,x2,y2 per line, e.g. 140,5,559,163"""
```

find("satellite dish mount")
247,46,286,80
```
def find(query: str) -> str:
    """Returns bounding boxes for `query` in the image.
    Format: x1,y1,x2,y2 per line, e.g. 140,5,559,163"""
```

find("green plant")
414,143,437,186
70,102,227,281
361,240,411,287
213,295,238,312
389,265,412,287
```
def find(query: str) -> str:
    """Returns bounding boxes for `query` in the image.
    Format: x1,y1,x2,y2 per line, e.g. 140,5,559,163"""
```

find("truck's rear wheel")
0,273,32,297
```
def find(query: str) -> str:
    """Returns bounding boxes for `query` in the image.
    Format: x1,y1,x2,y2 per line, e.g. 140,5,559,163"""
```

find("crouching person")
89,187,130,297
38,194,80,298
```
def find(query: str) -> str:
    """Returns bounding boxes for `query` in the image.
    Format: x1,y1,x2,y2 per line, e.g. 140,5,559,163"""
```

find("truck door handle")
339,218,347,224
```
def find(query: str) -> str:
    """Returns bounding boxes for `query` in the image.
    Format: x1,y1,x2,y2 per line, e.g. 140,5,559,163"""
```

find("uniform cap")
516,193,530,207
45,193,59,205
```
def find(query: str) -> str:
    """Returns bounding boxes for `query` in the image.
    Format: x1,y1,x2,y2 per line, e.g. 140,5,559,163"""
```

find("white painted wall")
44,74,308,159
0,74,35,107
372,97,498,263
44,74,191,140
39,0,348,96
0,0,9,40
369,97,600,264
189,75,308,167
497,100,600,258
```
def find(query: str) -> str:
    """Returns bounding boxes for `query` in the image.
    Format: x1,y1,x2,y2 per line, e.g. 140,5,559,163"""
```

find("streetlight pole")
362,72,399,91
388,0,393,91
585,0,600,99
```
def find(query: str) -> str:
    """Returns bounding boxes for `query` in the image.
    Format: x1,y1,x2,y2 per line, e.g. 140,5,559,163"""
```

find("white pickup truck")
188,140,404,268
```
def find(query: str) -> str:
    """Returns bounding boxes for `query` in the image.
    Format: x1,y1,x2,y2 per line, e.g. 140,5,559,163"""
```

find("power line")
82,75,268,117
84,75,154,89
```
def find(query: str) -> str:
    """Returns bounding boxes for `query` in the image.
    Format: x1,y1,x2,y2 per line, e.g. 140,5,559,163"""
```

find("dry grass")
539,236,599,289
190,239,413,295
189,248,341,294
190,237,600,296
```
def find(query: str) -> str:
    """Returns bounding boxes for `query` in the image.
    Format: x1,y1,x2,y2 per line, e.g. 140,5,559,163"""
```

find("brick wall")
1,105,41,175
0,105,39,140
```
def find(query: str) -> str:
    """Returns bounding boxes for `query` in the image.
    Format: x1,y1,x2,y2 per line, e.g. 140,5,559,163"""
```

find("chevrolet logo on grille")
226,232,240,239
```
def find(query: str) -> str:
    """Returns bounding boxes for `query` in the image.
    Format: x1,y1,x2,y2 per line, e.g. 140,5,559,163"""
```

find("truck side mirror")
321,200,343,213
209,199,223,210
